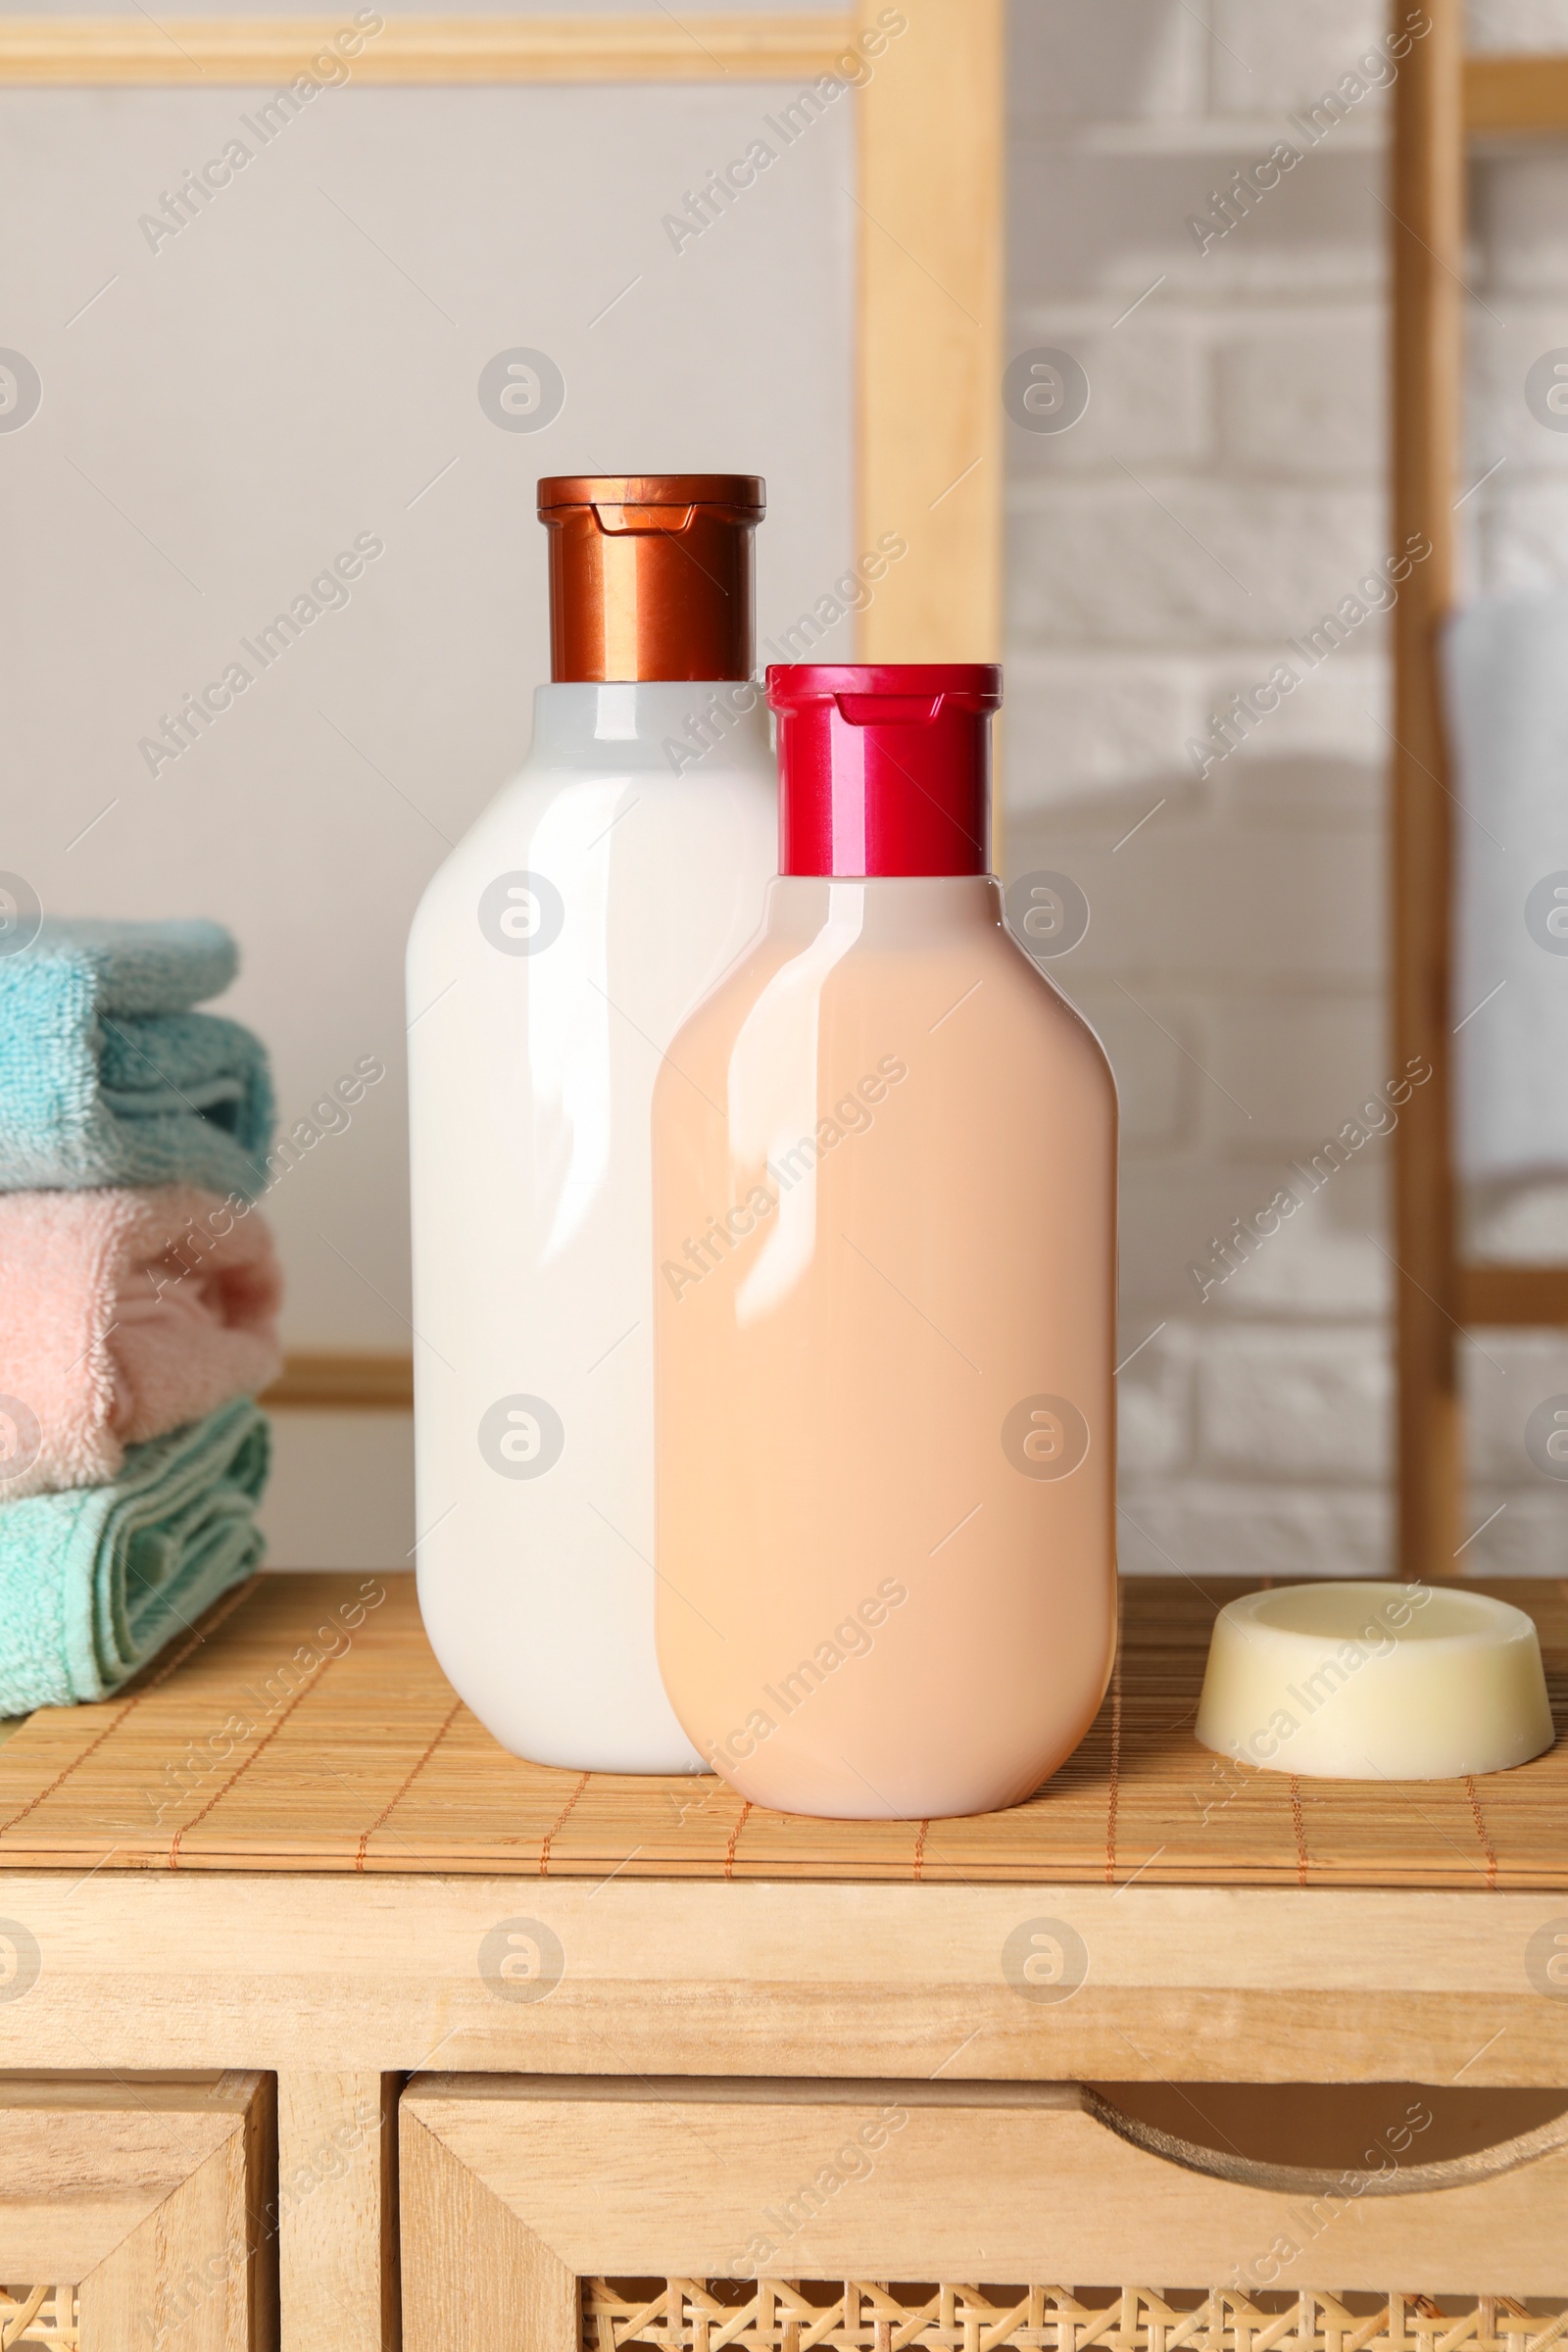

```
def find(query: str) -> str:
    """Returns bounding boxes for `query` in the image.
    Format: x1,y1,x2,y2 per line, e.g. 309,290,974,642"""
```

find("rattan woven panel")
0,2285,76,2347
0,1572,1563,1886
582,2282,1568,2352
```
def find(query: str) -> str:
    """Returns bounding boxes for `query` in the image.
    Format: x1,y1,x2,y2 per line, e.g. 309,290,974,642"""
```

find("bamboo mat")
0,1572,1564,1886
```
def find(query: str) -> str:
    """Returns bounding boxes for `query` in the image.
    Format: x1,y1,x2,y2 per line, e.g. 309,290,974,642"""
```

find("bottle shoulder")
452,748,775,851
661,902,1117,1102
409,754,777,950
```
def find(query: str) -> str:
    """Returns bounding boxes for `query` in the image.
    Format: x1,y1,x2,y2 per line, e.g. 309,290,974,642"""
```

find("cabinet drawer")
0,2071,273,2350
401,2073,1568,2351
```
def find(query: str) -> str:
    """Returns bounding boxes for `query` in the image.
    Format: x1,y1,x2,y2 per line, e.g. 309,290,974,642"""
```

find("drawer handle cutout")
1087,2084,1568,2200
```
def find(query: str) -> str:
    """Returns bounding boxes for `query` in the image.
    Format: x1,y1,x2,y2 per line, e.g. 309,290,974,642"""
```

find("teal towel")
0,1397,270,1713
0,917,274,1199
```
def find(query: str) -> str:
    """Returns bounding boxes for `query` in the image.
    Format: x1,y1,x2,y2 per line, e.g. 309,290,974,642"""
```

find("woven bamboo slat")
0,1574,1562,1886
581,2283,1568,2352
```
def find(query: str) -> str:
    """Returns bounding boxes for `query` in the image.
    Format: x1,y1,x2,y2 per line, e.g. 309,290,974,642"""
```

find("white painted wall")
1,57,856,1564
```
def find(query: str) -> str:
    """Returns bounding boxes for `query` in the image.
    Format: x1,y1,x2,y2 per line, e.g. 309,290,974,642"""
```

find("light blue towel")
0,1397,270,1714
0,917,274,1199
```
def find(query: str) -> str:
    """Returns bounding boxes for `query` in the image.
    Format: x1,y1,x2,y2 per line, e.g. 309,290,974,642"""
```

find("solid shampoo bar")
1196,1581,1555,1782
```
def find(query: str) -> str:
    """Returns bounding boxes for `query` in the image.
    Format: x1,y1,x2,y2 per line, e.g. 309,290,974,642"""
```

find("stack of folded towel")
0,918,281,1713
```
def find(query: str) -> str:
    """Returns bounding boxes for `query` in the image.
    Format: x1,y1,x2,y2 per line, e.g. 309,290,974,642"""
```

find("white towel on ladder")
1445,588,1568,1182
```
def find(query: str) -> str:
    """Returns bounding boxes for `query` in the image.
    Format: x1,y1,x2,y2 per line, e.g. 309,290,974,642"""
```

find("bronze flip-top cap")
538,473,763,684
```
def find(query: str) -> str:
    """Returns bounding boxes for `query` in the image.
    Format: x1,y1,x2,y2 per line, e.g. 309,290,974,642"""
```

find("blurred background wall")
1,0,854,1567
7,0,1568,1575
1010,0,1568,1583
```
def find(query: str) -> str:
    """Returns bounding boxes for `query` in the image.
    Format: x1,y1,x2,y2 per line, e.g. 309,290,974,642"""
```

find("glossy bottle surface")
408,681,775,1769
652,875,1118,1819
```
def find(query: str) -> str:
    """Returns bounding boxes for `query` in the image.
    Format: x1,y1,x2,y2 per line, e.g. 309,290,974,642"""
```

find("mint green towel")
0,917,274,1199
0,1398,270,1713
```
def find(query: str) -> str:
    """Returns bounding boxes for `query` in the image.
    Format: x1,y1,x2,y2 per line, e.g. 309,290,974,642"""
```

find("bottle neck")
760,873,1004,947
526,680,771,772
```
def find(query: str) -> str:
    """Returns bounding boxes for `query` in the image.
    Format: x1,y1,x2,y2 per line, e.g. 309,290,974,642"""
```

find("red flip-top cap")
766,663,1002,877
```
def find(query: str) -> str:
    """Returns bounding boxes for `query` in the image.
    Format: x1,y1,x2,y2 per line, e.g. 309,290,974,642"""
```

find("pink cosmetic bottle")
652,663,1118,1821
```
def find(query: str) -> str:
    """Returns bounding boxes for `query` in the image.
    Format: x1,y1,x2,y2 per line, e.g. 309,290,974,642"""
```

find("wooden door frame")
0,2071,274,2350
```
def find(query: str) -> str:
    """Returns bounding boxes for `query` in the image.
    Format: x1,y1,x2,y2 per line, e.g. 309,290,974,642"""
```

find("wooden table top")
0,1572,1563,1888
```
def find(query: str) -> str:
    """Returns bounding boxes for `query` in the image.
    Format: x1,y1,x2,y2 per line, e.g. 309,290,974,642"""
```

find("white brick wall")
1012,326,1213,478
1005,657,1198,807
1009,0,1207,121
1005,0,1568,1580
1009,480,1386,646
1117,1479,1393,1578
1195,1325,1390,1476
1033,823,1383,983
1217,323,1384,478
1471,0,1568,46
1209,0,1389,116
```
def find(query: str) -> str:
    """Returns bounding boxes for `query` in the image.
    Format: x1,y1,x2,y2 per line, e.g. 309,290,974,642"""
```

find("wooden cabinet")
7,2065,1568,2350
0,2073,273,2349
400,2073,1568,2351
1,1576,1567,2350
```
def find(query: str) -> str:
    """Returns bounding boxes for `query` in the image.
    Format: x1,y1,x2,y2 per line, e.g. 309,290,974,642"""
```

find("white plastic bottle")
406,475,776,1769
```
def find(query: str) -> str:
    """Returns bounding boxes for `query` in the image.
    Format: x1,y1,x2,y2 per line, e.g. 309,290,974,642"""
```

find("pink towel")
0,1186,282,1498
